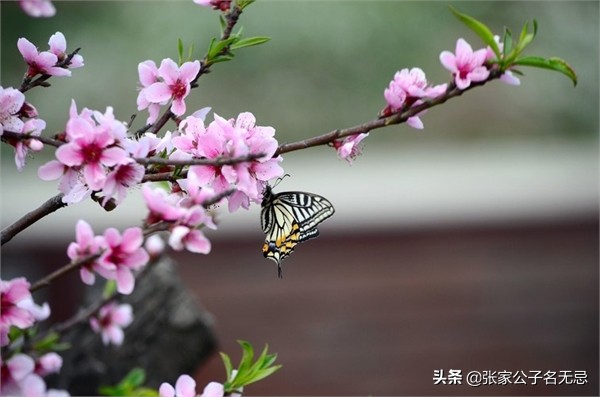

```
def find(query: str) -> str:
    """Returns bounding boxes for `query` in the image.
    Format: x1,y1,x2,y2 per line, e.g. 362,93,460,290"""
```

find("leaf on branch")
230,36,271,50
513,56,577,86
449,6,500,58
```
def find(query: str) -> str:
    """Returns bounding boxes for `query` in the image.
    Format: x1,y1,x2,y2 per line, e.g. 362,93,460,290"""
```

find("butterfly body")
261,184,335,278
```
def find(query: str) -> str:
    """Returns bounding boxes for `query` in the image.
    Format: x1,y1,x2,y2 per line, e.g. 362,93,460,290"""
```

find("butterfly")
260,182,335,278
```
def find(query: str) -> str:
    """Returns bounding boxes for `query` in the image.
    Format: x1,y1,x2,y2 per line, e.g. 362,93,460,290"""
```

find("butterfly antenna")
273,173,291,188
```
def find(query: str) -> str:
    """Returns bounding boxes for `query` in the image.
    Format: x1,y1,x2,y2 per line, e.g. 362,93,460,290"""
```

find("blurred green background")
1,1,597,147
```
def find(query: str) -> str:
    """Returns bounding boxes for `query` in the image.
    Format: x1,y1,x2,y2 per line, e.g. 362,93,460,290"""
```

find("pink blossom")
201,382,225,397
180,112,284,212
144,235,165,258
332,133,368,164
143,185,187,224
440,38,490,89
38,160,92,204
90,303,133,346
101,160,145,205
136,60,162,124
48,32,83,69
67,220,113,286
12,118,46,171
17,37,70,77
100,227,149,295
193,0,231,11
383,68,447,130
0,354,35,395
159,374,197,397
54,102,129,190
0,278,35,332
19,0,55,17
0,87,26,135
168,207,214,254
35,352,62,377
143,58,200,117
20,373,69,397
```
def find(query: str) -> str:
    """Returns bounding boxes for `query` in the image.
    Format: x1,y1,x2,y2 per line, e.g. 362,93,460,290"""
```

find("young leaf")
103,280,117,299
122,368,146,388
449,6,499,58
178,38,184,65
513,56,577,86
220,352,233,380
230,36,271,50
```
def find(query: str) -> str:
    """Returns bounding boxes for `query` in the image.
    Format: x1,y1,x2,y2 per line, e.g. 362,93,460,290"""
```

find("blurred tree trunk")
48,258,217,395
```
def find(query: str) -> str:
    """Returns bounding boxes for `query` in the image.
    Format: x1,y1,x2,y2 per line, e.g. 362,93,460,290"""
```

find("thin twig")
19,48,82,93
1,194,66,246
1,130,64,147
135,152,266,167
274,70,502,157
30,253,102,293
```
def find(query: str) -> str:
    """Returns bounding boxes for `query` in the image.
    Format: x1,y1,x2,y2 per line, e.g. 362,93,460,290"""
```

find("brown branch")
136,4,244,137
1,130,63,147
135,152,266,167
274,70,502,157
1,194,66,246
30,252,102,293
19,48,82,93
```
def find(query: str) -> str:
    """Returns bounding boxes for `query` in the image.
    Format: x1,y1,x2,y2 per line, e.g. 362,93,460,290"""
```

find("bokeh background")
1,1,598,395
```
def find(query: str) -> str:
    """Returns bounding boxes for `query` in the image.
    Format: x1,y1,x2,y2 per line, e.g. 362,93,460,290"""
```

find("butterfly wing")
261,187,335,277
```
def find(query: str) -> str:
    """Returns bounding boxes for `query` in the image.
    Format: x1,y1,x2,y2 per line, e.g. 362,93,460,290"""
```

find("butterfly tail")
277,263,283,279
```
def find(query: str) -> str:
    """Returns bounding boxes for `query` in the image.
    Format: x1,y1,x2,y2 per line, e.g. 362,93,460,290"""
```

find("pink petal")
159,383,176,397
138,60,159,87
170,98,186,116
17,38,38,62
185,230,211,254
115,269,135,295
83,162,106,190
179,60,200,83
158,58,180,85
439,51,457,72
54,143,83,167
101,146,128,167
48,32,66,54
176,375,198,397
144,82,173,103
80,267,96,285
468,66,490,83
8,354,35,381
112,304,133,327
201,382,224,397
500,70,521,86
407,116,424,130
106,324,124,345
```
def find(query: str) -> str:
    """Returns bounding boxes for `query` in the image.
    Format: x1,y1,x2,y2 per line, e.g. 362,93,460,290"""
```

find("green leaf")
236,0,255,10
122,368,146,388
220,352,233,380
502,28,512,59
245,365,282,385
230,36,271,50
177,38,184,65
130,387,159,397
449,6,499,58
219,15,227,36
513,56,577,86
103,280,117,299
32,331,60,351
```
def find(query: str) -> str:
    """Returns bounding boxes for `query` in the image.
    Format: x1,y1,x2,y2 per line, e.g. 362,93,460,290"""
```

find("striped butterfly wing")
261,186,335,277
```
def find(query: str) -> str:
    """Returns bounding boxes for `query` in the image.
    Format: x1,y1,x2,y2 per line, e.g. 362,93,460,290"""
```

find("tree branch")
275,70,502,156
1,194,66,246
30,252,101,293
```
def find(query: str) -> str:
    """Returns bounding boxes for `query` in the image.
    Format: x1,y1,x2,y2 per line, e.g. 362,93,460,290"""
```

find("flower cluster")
137,59,201,124
18,32,83,78
172,112,284,212
0,352,67,397
0,278,49,347
38,101,146,205
19,0,56,17
0,86,45,170
89,303,133,346
159,373,241,397
383,67,448,129
67,220,149,295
